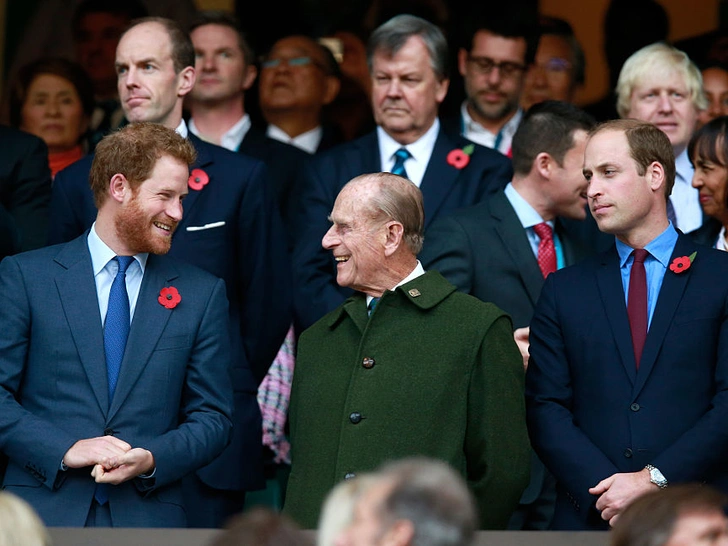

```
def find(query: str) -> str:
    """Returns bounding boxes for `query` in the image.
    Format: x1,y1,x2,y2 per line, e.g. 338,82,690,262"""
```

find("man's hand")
91,448,155,485
62,436,132,469
514,327,530,370
589,469,657,526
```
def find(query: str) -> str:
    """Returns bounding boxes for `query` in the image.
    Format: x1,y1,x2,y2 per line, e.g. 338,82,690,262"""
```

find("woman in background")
10,57,94,178
688,116,728,250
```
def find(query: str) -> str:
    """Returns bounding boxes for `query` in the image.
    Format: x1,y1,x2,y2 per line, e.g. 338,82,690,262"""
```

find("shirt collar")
365,261,426,307
675,148,692,184
616,222,678,268
377,118,440,166
504,182,550,229
188,115,250,152
461,101,523,138
175,119,188,139
87,223,148,276
266,124,321,154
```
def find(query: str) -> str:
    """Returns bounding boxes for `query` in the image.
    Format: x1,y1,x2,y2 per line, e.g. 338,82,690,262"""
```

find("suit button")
630,403,640,412
362,357,375,369
104,428,115,436
344,473,356,480
349,412,362,424
624,448,633,458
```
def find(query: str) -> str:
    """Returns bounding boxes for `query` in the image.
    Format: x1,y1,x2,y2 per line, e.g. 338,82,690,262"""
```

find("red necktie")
533,222,557,278
627,249,649,369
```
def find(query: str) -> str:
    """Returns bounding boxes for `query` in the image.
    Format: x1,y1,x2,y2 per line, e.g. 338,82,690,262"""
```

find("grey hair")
366,14,449,81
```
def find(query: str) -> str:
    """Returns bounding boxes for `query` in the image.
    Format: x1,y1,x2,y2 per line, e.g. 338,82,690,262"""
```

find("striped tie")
391,148,411,179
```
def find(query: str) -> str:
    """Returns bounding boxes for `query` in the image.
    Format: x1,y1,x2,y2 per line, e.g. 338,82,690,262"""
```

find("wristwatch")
645,464,668,489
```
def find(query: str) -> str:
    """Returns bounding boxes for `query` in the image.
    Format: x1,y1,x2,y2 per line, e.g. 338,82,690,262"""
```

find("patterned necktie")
96,256,134,506
104,256,134,402
628,249,649,369
368,297,380,317
532,223,557,278
391,148,411,179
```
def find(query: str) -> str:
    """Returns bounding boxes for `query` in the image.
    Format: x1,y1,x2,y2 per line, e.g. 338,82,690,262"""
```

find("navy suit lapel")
420,130,462,229
361,132,382,173
54,236,109,414
177,134,214,233
107,255,179,421
596,247,638,383
490,192,544,305
633,235,694,395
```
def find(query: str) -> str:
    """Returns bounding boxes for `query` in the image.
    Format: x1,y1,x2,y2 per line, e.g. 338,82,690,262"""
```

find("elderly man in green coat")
283,172,530,529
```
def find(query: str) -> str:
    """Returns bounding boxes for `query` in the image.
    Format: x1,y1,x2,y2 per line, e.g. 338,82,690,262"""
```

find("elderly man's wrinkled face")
322,182,389,296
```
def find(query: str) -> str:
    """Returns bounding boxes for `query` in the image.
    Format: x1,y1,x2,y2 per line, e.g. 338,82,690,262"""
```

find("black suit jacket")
0,126,52,259
289,124,513,330
687,217,722,248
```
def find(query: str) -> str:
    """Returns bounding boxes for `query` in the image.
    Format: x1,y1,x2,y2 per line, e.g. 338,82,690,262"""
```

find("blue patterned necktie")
104,256,134,403
391,148,411,179
95,256,134,506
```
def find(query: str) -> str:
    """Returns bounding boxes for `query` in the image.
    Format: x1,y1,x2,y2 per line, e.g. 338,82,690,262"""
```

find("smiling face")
116,22,193,128
371,35,448,145
691,143,728,224
20,73,89,153
190,23,252,104
625,70,699,156
583,129,666,245
548,129,589,220
114,154,188,255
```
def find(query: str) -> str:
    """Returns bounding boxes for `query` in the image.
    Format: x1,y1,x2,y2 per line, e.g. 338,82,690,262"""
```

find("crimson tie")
532,223,557,278
627,249,649,369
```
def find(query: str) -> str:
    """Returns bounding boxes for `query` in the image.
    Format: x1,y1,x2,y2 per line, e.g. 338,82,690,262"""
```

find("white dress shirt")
460,102,522,156
189,114,251,152
377,120,439,188
672,149,703,233
266,124,321,154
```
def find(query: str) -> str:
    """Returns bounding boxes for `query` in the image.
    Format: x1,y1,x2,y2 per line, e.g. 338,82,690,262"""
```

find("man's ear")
535,152,553,179
177,66,196,97
322,75,341,105
383,519,415,546
647,160,667,193
383,220,404,257
242,64,258,91
109,173,130,203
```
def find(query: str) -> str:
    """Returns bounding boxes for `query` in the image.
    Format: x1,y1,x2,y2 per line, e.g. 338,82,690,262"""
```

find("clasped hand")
62,436,155,485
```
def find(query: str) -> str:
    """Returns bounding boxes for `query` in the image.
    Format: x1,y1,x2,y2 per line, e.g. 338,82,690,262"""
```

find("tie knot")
115,256,135,274
632,249,649,264
532,222,553,240
394,148,411,161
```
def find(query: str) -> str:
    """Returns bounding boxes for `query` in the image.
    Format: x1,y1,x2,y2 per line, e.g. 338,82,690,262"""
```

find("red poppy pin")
447,144,475,169
669,251,697,274
188,169,209,191
158,286,181,309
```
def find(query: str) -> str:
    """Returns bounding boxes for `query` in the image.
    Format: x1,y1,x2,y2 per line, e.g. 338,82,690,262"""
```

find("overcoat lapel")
596,248,638,384
54,236,108,415
633,235,693,396
107,255,179,421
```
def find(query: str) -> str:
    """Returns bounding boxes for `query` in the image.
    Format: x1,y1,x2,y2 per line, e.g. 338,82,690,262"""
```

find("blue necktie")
95,255,133,506
391,148,411,179
367,297,380,317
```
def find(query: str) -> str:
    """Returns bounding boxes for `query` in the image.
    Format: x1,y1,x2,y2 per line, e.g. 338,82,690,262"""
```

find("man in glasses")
450,9,540,157
521,17,586,111
258,34,343,154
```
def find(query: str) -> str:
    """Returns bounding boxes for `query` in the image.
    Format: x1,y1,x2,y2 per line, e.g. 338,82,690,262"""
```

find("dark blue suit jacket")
289,124,513,330
0,236,233,527
526,233,728,529
48,133,292,491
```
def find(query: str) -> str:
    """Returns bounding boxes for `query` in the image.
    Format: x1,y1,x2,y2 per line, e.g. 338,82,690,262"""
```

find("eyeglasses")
533,57,573,75
260,56,322,70
466,55,526,78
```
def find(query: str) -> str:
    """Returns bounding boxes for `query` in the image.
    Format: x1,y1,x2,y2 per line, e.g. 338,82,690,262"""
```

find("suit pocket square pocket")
186,221,226,232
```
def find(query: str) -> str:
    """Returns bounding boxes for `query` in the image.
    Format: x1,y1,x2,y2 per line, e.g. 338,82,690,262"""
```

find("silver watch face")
649,466,668,487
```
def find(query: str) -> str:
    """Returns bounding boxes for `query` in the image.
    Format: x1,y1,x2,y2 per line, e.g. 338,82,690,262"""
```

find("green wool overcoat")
283,271,531,529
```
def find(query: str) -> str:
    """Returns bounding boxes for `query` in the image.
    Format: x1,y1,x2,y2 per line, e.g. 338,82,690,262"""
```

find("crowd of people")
2,0,728,544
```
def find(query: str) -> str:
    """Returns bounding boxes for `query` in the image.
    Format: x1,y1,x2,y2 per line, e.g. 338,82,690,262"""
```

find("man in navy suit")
0,122,233,527
47,16,291,527
526,119,728,530
290,14,513,331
